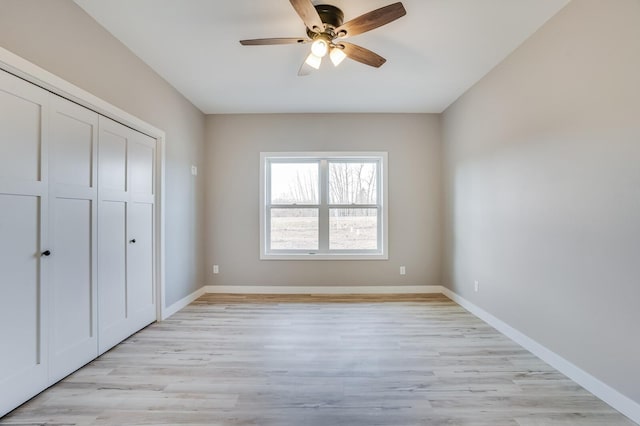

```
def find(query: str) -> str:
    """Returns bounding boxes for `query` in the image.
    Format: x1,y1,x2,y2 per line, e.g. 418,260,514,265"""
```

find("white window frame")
260,152,388,260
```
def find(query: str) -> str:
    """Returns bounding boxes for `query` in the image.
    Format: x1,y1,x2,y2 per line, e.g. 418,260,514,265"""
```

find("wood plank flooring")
1,293,635,425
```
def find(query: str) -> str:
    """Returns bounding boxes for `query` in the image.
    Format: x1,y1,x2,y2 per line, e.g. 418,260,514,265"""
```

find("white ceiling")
74,0,569,114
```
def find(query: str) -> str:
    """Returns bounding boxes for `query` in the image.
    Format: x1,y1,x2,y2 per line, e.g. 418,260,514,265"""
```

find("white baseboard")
440,287,640,425
202,285,443,294
162,286,207,319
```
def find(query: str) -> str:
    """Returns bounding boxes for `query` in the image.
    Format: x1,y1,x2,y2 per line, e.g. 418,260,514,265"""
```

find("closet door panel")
51,199,92,343
98,117,130,353
97,200,128,354
0,80,43,183
98,128,127,194
127,202,155,329
97,117,156,352
129,137,154,196
97,116,156,350
48,96,98,382
126,131,156,332
50,110,94,188
49,197,94,379
0,195,43,379
0,70,49,417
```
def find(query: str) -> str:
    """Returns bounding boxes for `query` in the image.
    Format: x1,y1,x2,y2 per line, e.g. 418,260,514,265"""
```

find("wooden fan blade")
289,0,324,33
339,42,386,68
335,2,406,38
240,38,310,46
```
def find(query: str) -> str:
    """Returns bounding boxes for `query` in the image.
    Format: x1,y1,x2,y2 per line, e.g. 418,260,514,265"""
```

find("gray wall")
205,114,442,287
0,0,207,306
442,0,640,403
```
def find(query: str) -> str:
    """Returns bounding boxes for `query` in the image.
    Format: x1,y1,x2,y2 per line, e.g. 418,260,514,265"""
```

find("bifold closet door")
126,129,156,334
0,70,50,416
98,116,156,354
47,95,99,382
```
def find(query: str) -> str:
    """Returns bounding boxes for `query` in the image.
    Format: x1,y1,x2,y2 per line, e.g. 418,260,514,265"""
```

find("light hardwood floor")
1,294,635,425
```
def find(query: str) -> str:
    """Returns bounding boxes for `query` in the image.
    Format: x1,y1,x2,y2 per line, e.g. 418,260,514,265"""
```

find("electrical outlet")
400,266,406,275
474,280,479,292
213,265,219,274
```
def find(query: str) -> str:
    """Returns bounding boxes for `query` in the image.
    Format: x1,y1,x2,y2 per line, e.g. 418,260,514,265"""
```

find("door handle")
129,239,136,244
41,250,51,257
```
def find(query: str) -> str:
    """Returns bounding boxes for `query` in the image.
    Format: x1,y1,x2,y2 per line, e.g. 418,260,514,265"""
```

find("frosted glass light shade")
305,53,322,70
330,48,347,66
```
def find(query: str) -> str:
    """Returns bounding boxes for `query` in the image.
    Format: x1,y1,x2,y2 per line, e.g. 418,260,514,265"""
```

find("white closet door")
0,70,50,416
97,117,129,353
98,117,156,354
127,131,156,333
47,95,98,382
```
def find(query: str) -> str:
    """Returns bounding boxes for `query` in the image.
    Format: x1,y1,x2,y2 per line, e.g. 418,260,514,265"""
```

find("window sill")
260,253,388,261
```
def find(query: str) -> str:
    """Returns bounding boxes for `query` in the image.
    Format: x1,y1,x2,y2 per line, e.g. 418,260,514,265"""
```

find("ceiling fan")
239,0,407,76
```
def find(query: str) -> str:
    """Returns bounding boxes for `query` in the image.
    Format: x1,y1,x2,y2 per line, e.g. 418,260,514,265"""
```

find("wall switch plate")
213,265,219,274
400,266,406,275
474,280,479,292
191,165,198,176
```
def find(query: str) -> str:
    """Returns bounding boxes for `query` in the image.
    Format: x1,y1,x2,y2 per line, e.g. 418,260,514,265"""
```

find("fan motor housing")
306,4,344,36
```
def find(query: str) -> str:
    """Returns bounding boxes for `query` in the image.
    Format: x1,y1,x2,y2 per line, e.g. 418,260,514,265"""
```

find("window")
260,152,388,259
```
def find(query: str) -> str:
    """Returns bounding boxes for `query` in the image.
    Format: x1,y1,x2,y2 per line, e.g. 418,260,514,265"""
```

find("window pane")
270,208,319,250
329,208,377,250
271,162,318,204
329,162,377,204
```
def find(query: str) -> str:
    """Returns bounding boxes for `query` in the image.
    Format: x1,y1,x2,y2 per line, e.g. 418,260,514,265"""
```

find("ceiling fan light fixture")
305,52,322,69
239,1,407,75
311,39,329,57
330,47,347,66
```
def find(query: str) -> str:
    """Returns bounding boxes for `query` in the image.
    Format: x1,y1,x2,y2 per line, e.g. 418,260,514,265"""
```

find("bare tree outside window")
271,163,318,204
329,162,377,206
327,162,377,248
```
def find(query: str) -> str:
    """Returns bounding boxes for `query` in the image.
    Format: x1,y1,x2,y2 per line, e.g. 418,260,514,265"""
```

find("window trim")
260,152,388,260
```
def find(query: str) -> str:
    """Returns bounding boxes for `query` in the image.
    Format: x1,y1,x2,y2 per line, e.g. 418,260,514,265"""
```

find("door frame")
0,46,167,321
